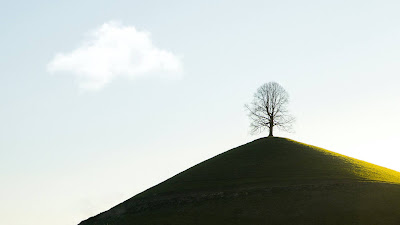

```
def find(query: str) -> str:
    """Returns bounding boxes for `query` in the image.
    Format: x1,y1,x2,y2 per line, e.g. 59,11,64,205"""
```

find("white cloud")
47,21,183,90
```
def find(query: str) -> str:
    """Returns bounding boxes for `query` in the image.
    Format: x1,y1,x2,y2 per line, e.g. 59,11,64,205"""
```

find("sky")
1,1,400,225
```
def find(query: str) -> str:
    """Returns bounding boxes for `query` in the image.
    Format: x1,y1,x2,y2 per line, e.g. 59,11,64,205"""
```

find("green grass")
79,137,400,225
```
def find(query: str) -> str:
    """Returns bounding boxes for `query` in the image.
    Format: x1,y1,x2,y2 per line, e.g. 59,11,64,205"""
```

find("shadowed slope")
79,137,400,225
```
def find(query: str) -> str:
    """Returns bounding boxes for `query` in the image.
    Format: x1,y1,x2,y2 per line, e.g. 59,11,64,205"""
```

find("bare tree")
245,82,294,137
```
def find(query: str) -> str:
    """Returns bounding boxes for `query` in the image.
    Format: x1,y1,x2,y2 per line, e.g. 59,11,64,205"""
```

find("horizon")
1,1,400,225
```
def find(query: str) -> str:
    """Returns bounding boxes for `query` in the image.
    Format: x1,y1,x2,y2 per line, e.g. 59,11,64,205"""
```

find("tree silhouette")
245,82,294,137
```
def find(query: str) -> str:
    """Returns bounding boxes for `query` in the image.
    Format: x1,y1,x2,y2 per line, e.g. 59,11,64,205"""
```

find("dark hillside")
79,137,400,225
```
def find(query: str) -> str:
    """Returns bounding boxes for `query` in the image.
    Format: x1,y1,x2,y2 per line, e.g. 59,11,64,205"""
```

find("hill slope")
79,137,400,225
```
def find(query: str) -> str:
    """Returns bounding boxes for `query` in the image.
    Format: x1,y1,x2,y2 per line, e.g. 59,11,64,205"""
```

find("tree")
245,82,294,137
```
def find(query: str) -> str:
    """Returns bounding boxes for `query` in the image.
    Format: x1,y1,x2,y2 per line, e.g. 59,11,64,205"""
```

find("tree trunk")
268,125,273,137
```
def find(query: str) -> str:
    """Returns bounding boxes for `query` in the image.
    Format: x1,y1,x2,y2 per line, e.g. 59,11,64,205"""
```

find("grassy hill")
78,137,400,225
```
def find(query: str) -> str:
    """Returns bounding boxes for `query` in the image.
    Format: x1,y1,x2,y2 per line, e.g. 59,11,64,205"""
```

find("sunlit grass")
286,138,400,184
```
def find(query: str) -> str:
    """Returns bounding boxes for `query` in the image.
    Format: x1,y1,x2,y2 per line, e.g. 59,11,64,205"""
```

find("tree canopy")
245,82,294,136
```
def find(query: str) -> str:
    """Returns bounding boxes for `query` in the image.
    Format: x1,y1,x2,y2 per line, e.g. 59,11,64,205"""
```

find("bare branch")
245,82,295,136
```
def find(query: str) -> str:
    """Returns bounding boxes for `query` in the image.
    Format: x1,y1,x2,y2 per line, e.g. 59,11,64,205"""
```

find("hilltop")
78,137,400,225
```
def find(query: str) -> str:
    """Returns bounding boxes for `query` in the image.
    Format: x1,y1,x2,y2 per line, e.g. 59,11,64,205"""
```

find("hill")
78,137,400,225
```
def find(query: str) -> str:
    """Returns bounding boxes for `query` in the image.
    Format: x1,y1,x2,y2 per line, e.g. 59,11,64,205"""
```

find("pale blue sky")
1,1,400,225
